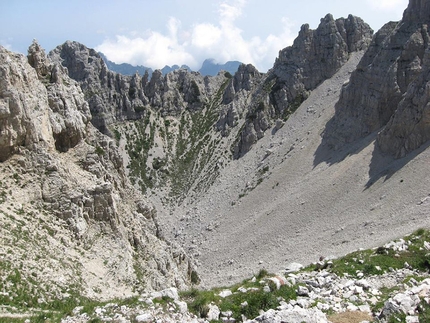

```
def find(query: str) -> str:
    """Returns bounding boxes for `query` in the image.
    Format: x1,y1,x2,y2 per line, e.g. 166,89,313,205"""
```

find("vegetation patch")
322,229,430,278
181,269,296,321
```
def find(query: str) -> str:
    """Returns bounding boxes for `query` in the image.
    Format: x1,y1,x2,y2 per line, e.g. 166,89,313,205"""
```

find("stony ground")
22,231,430,322
155,51,430,289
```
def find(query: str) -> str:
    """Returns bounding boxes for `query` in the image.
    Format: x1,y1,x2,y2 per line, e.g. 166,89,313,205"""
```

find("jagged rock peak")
27,39,50,78
273,13,372,95
321,0,430,158
0,42,91,160
230,13,373,159
233,63,260,92
403,0,430,23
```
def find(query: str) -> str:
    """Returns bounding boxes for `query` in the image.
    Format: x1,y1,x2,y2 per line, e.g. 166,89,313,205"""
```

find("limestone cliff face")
49,41,226,134
45,13,374,200
324,0,430,158
0,42,194,301
232,14,373,158
271,14,372,103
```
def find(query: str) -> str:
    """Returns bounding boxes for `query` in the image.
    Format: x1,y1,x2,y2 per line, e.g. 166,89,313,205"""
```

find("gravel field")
155,51,430,288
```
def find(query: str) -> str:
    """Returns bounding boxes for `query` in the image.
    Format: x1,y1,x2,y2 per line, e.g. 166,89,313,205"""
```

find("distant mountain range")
98,52,242,77
198,58,242,76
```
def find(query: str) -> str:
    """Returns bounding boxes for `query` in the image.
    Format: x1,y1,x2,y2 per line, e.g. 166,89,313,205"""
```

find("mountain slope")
48,14,373,208
2,0,430,304
177,50,430,288
323,0,430,158
0,42,195,306
173,1,430,287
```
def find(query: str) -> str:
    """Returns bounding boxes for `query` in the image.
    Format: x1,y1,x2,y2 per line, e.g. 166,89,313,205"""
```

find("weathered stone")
207,304,221,321
297,286,310,297
219,289,233,298
285,263,304,273
0,42,196,301
233,14,372,158
250,306,328,323
135,313,153,322
323,0,430,158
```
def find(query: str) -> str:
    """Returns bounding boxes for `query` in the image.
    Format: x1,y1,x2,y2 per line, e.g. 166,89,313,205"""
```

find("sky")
0,0,408,72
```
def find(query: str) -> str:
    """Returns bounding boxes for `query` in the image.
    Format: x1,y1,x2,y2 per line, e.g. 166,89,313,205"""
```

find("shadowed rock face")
403,0,430,23
232,14,373,158
323,0,430,158
271,14,372,101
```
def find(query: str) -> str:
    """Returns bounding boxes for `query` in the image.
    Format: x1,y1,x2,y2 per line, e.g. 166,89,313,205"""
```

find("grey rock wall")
0,42,195,297
323,0,430,158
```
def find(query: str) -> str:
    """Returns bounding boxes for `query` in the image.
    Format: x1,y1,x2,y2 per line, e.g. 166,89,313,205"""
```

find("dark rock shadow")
313,123,378,167
313,119,430,189
364,140,430,189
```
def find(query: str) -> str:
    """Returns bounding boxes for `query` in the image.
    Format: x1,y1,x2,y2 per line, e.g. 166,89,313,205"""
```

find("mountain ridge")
2,1,430,321
99,52,242,77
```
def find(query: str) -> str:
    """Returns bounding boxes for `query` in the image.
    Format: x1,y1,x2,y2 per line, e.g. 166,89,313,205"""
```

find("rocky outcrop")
50,13,374,162
0,41,90,162
49,41,227,134
323,0,430,158
28,41,92,152
46,16,374,198
232,14,373,158
0,42,195,301
271,14,372,105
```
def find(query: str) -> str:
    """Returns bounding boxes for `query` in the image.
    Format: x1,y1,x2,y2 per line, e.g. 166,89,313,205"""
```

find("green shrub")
95,146,105,156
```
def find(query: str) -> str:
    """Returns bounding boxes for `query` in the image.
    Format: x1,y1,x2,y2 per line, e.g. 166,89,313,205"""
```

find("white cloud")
191,23,222,48
219,0,246,22
96,17,197,69
366,0,408,12
95,0,296,72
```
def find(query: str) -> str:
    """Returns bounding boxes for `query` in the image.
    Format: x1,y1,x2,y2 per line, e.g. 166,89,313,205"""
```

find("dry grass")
328,311,373,323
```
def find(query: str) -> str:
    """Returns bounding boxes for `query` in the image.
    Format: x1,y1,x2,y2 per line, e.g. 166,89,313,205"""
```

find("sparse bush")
113,129,121,141
95,146,105,156
256,268,268,279
190,270,200,284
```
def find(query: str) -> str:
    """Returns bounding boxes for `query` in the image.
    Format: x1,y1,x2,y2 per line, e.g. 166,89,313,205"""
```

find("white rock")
174,300,188,313
406,316,419,323
358,304,371,313
222,310,233,317
296,297,311,309
285,262,304,273
160,287,179,300
252,306,328,323
393,292,418,314
356,279,371,290
316,302,331,311
150,291,162,299
346,303,358,311
207,304,220,321
135,313,153,322
297,286,309,297
219,290,233,298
